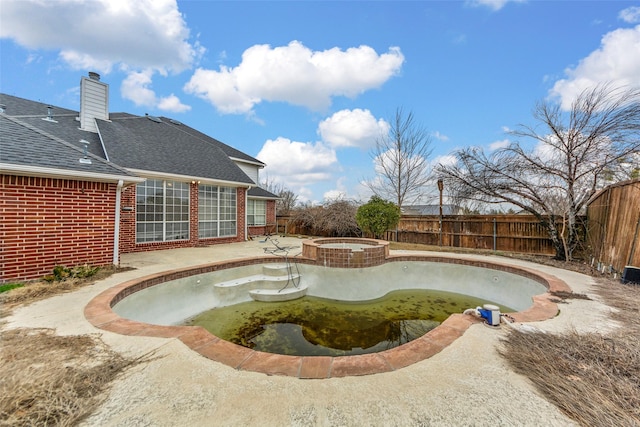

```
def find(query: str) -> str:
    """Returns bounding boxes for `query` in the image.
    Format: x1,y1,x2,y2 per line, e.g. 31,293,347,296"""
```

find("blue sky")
2,0,639,204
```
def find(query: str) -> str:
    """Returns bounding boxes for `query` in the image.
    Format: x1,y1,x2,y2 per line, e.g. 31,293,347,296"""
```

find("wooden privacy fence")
383,215,559,255
277,214,561,256
587,178,640,274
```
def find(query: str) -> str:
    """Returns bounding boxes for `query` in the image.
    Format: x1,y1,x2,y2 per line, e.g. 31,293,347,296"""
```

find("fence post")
438,179,443,246
628,216,640,266
493,218,497,251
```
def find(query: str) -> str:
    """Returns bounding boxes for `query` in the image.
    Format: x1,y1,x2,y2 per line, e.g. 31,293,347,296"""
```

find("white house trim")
1,163,144,184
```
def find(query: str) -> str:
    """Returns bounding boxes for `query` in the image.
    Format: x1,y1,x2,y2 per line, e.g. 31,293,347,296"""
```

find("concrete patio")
5,237,618,426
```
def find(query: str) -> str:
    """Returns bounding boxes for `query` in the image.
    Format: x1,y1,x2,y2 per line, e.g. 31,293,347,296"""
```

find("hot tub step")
249,285,308,302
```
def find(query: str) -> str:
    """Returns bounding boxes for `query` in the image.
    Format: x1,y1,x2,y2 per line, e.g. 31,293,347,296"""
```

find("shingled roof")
0,93,106,159
0,114,137,181
0,92,266,187
95,115,254,184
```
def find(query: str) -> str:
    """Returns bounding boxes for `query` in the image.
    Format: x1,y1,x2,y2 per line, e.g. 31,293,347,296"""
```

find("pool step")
261,263,295,277
249,285,308,302
213,264,305,302
214,273,301,289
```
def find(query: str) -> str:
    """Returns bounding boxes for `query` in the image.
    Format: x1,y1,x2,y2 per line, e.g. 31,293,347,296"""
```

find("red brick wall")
247,199,277,237
1,176,272,281
266,199,276,225
118,184,246,253
1,175,116,282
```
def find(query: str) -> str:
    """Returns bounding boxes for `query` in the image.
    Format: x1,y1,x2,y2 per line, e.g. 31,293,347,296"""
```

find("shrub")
356,196,401,239
43,265,101,282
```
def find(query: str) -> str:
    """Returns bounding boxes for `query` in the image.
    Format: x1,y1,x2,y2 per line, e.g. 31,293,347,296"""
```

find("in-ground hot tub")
85,238,570,378
301,237,388,268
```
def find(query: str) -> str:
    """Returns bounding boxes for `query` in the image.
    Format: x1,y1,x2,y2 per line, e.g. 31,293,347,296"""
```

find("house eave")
127,168,252,188
230,156,265,168
1,163,144,185
247,194,279,200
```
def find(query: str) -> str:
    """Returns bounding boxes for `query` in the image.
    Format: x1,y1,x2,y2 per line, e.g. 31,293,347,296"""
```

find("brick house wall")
118,183,247,254
247,199,277,236
1,174,117,282
2,176,268,281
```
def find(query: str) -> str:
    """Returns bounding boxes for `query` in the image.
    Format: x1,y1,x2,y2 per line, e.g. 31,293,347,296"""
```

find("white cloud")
451,33,467,45
550,25,640,110
121,70,191,112
323,177,350,202
157,94,191,113
466,0,526,12
619,6,640,24
323,189,347,202
318,109,389,149
184,67,259,114
432,131,450,142
0,0,202,74
432,154,458,169
184,41,404,115
59,51,115,75
121,71,157,107
489,139,510,151
256,137,338,190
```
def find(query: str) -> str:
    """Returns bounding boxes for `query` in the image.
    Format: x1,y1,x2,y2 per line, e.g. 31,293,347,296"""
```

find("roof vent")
0,104,6,113
88,71,100,81
42,105,58,123
79,139,92,164
169,119,182,125
145,113,163,123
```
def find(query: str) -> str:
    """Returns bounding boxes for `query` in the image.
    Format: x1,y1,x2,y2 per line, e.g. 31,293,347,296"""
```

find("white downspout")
113,180,123,266
245,186,252,241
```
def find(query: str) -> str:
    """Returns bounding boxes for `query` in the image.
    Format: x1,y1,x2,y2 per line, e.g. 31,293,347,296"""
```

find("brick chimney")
79,72,109,133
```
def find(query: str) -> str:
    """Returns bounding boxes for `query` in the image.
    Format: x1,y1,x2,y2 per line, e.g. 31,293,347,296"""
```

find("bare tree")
364,108,433,207
438,83,640,261
261,179,298,216
291,198,360,237
316,199,361,237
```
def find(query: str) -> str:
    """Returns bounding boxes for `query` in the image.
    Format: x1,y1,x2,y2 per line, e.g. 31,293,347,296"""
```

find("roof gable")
96,115,254,184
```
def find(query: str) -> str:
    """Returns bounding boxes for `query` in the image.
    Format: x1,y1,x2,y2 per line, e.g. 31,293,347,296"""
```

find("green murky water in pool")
185,290,506,356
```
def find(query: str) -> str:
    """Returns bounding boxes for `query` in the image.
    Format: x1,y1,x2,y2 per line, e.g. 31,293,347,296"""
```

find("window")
136,179,189,243
198,185,237,238
247,199,266,226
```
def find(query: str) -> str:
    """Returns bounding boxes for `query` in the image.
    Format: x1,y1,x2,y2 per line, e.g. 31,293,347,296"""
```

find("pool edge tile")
299,356,333,379
239,352,302,377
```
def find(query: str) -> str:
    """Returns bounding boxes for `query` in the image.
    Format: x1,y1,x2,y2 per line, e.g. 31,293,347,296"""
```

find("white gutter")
126,168,251,188
113,180,123,266
0,163,144,184
245,186,252,241
229,156,265,168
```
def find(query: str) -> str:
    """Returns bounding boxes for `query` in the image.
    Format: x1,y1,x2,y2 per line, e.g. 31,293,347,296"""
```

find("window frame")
135,179,190,243
198,184,237,238
247,198,267,226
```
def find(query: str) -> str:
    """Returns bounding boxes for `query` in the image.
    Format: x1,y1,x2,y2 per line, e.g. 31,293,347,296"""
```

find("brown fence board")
587,179,640,274
382,215,558,255
276,214,561,256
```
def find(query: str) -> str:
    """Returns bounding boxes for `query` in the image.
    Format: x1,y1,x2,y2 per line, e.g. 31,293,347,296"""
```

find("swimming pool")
85,238,569,378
